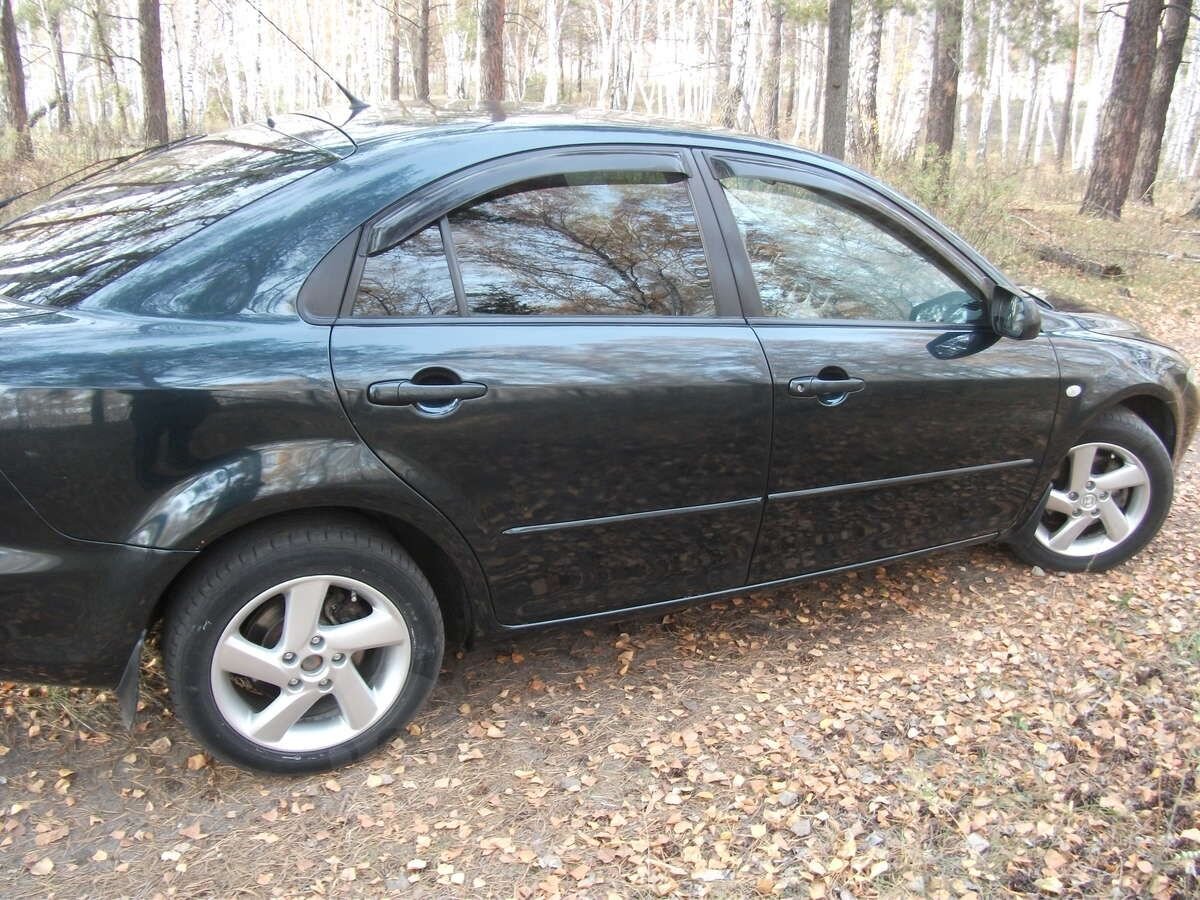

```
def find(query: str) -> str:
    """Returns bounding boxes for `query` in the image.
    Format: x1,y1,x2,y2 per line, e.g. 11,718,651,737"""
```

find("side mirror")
990,286,1042,341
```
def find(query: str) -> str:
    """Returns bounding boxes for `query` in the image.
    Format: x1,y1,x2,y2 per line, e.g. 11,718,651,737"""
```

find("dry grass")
0,160,1198,898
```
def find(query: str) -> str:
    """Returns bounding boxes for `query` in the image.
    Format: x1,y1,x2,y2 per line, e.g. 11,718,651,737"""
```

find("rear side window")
353,170,716,317
0,125,338,309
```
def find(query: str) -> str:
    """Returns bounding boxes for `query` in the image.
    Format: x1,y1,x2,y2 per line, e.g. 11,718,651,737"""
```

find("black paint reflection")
0,126,336,309
722,176,984,324
450,172,715,317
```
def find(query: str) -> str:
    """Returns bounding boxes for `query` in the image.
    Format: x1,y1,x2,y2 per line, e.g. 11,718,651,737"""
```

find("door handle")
788,376,866,398
367,380,488,406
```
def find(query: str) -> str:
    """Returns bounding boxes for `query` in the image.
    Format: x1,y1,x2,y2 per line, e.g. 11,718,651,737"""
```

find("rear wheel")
1009,408,1173,572
163,514,443,773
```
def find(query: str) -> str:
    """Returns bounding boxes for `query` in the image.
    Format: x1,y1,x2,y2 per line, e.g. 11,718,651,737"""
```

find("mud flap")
116,632,144,729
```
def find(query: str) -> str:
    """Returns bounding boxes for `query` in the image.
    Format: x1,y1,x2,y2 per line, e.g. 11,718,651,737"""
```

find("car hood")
0,297,52,323
1021,285,1153,341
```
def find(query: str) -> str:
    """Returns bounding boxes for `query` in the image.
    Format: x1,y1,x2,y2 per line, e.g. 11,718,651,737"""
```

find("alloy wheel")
209,575,412,752
1034,441,1151,558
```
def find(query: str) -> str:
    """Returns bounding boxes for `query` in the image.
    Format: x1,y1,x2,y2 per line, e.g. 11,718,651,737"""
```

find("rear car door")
697,152,1061,583
330,148,772,625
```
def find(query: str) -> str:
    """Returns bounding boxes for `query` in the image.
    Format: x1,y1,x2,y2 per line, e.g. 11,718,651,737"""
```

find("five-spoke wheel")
211,576,412,753
1010,408,1172,573
165,514,443,773
1034,442,1151,556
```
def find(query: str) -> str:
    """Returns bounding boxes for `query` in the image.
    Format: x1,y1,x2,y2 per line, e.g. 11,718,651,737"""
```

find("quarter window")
353,169,716,318
719,174,984,325
354,222,457,317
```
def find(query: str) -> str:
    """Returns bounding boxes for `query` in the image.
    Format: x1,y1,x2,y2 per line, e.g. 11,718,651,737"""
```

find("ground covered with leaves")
1,200,1199,899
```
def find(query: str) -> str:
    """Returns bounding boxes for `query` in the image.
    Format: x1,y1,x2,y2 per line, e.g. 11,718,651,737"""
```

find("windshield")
0,123,339,309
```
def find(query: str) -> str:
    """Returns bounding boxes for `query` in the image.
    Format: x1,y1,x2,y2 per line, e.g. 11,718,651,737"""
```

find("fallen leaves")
27,857,53,876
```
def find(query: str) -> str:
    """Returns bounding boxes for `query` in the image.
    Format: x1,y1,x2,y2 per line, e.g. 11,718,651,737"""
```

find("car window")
356,169,717,318
354,223,458,317
0,125,339,310
719,174,984,325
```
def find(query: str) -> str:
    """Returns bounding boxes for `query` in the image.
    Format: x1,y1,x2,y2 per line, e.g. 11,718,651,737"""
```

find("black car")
0,109,1194,773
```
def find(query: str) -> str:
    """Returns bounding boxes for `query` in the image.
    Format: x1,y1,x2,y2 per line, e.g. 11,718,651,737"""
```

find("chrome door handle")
788,376,866,397
367,380,488,406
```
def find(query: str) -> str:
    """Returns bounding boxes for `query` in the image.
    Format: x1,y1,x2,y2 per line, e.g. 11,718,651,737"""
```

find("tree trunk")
1,0,30,158
925,0,963,159
543,0,561,104
389,6,401,102
850,0,883,165
1080,0,1161,219
976,0,1001,161
138,0,169,144
39,0,70,131
822,0,850,158
1132,0,1190,203
414,0,431,101
763,1,783,138
715,0,733,126
1056,0,1081,169
92,1,129,134
726,0,751,128
480,0,506,104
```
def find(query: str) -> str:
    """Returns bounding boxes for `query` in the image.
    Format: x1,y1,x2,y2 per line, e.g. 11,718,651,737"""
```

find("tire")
1008,407,1173,573
163,513,443,774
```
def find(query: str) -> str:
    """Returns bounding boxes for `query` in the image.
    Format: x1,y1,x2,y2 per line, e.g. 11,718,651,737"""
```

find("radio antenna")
240,0,369,113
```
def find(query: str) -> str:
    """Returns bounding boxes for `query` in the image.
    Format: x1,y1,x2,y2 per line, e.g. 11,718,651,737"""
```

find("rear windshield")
0,124,339,309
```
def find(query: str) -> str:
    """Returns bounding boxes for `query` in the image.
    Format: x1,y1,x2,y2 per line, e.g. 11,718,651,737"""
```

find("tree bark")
1056,0,1081,169
38,0,70,131
138,0,169,144
1080,0,1161,219
414,0,431,101
925,0,963,159
480,0,506,103
849,0,883,165
389,5,401,102
726,0,751,129
1,0,30,158
821,0,850,158
763,1,783,138
1132,0,1190,203
543,0,561,104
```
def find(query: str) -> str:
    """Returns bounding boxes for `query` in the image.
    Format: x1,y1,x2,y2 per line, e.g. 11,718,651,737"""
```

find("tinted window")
355,223,458,317
0,125,337,309
450,171,714,316
720,175,983,324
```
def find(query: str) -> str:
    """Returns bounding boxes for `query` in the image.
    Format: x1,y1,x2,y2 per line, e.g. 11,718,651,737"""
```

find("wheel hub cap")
210,575,413,753
1034,441,1151,558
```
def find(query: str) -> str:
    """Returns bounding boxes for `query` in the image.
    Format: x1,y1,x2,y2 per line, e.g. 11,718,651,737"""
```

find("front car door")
331,148,772,624
696,152,1061,583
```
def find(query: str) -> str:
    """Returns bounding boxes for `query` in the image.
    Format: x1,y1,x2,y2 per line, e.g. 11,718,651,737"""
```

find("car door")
696,151,1060,584
330,148,772,625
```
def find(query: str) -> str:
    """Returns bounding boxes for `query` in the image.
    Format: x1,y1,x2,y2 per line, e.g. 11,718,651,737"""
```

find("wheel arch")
143,505,489,650
1118,394,1178,460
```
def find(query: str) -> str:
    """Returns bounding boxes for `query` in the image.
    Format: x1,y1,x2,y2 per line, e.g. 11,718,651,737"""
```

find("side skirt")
496,533,998,632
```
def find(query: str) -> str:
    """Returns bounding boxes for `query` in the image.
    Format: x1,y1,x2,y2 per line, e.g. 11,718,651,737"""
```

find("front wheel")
163,514,444,773
1008,407,1173,573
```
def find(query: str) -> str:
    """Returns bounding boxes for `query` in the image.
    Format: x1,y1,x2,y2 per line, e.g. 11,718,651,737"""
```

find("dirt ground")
2,203,1199,899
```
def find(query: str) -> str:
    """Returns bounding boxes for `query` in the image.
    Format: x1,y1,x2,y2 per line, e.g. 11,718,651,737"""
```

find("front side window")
354,168,716,318
719,174,983,325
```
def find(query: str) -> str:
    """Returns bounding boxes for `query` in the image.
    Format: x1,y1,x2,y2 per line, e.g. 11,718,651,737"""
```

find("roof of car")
294,102,852,170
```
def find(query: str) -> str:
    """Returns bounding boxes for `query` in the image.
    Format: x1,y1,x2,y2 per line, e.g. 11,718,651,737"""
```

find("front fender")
1004,329,1193,537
